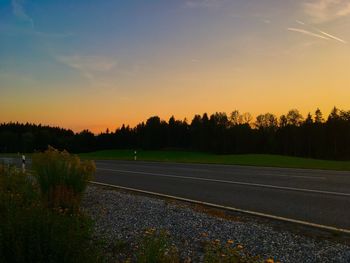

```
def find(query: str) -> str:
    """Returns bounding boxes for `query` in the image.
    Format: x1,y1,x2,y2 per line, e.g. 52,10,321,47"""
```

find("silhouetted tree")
315,108,324,123
241,112,252,125
230,110,242,126
1,106,350,160
286,109,303,126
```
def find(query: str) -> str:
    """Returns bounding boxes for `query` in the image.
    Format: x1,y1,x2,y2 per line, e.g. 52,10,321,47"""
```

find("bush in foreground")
32,146,95,211
0,158,102,263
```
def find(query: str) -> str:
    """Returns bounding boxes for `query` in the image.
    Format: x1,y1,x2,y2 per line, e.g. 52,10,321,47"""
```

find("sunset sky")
1,0,349,133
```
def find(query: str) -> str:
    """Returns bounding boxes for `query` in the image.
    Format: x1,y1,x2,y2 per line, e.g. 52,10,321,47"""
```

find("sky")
0,0,350,133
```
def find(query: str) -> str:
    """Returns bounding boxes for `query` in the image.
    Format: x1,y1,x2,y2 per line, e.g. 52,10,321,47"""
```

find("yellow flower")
227,239,234,244
266,259,274,263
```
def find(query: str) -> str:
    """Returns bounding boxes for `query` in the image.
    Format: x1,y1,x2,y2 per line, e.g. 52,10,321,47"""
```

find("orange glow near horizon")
1,1,349,133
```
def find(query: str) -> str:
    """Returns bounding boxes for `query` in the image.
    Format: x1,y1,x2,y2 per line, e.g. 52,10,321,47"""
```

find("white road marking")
96,159,350,175
97,168,350,197
89,181,350,235
102,163,213,173
255,172,325,180
97,163,326,179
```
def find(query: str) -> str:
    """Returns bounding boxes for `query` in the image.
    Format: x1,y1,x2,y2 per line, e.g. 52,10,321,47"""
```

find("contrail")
294,20,347,44
287,28,330,40
317,30,347,43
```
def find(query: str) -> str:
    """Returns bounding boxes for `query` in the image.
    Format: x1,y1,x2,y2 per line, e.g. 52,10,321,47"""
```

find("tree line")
1,107,350,160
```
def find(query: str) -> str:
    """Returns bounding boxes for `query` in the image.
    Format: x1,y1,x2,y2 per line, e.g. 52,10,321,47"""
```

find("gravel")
82,185,350,262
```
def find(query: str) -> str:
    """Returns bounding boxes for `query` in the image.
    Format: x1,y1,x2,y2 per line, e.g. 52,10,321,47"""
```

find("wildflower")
266,259,274,263
227,239,234,244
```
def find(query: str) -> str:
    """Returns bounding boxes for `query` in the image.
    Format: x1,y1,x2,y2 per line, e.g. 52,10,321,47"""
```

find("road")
2,156,349,230
94,160,350,230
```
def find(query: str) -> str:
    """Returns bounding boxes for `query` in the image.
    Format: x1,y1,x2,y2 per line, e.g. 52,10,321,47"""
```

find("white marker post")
134,150,137,161
22,154,26,173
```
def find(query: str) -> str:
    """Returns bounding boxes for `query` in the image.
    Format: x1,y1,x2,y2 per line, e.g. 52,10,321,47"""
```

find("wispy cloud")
290,20,347,43
303,0,350,23
10,0,72,39
287,27,331,40
337,2,350,16
56,55,117,80
11,0,34,28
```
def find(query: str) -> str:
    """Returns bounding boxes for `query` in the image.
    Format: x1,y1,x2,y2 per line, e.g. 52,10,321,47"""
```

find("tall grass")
0,164,102,263
32,146,95,210
136,229,179,263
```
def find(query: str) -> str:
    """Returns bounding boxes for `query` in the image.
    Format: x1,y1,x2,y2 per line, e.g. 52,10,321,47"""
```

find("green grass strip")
80,150,350,171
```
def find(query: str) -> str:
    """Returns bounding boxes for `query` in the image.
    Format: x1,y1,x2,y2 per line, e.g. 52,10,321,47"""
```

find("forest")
1,107,350,160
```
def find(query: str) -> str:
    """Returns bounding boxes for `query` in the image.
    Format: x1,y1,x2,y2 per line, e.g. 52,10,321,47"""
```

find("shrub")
0,164,102,263
32,146,95,210
136,229,179,263
203,239,261,263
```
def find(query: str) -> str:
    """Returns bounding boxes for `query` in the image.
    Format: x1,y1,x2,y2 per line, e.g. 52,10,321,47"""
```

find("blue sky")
1,0,349,132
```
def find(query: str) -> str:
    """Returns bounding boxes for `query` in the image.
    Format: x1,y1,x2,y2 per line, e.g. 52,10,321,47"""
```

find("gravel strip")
82,185,350,262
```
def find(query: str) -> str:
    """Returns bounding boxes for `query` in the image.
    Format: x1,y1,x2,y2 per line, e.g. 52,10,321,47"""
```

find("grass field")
80,150,350,171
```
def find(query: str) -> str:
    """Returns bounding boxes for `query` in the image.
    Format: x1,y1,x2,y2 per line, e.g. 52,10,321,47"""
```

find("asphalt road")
2,157,350,230
94,160,350,230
